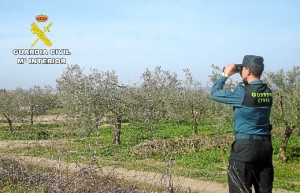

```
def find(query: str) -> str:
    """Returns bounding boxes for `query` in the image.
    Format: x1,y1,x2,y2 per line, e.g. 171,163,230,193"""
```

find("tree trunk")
277,94,294,162
3,113,13,132
278,123,293,162
93,101,102,134
192,108,199,136
113,114,122,145
30,111,34,125
95,117,100,131
94,111,103,133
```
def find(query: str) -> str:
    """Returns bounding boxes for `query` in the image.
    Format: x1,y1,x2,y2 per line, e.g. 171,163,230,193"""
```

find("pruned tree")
263,66,300,162
0,88,27,132
0,92,16,132
178,69,213,135
56,64,93,134
208,64,236,131
57,65,129,144
86,69,107,133
106,83,128,145
133,66,180,131
87,69,130,144
89,69,128,145
26,85,54,125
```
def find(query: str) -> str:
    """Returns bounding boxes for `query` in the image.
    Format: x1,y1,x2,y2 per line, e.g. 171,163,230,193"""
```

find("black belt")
235,133,271,140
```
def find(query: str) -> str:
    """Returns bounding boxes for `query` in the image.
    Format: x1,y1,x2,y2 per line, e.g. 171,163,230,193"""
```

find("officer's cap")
239,55,264,68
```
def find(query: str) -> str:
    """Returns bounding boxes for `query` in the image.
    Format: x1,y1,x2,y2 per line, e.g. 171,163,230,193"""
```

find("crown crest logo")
35,14,48,22
31,13,53,47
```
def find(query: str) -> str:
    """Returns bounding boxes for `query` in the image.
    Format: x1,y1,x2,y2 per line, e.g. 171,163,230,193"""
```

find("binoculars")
223,64,244,73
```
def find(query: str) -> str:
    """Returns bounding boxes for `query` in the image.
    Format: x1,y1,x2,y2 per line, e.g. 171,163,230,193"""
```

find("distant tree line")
0,86,57,131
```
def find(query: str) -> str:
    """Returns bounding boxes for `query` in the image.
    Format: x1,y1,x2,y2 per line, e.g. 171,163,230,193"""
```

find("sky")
1,0,300,89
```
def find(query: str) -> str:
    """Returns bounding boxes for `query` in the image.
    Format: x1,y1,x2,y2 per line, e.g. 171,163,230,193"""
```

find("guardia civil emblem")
31,14,53,47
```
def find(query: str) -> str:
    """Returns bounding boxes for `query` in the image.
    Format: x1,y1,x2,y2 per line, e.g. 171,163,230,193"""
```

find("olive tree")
86,69,108,132
56,64,94,134
178,69,214,135
57,65,129,144
208,64,236,131
88,69,129,145
263,66,300,162
0,91,16,132
0,88,27,132
133,66,180,131
26,85,54,125
82,69,121,136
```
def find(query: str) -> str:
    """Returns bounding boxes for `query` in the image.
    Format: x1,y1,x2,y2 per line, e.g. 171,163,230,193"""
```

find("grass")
174,149,229,182
0,178,46,193
0,120,299,192
0,123,65,140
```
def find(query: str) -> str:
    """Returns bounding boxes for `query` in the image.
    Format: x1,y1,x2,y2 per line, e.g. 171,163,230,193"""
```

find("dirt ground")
0,140,297,193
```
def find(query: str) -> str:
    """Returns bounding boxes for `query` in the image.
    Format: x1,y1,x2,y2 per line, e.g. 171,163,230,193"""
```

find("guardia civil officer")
211,55,273,193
